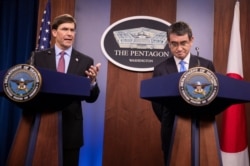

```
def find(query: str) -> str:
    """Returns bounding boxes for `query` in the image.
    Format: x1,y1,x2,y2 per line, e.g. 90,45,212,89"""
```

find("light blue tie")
179,60,186,72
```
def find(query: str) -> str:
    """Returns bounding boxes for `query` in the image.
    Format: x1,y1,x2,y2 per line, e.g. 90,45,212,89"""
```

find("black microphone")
195,47,200,67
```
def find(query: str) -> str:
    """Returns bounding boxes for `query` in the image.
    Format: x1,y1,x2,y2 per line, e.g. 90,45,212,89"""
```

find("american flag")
37,0,51,50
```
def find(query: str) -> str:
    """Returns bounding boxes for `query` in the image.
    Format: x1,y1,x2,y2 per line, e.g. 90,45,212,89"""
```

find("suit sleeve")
85,83,100,103
81,57,100,103
208,61,215,72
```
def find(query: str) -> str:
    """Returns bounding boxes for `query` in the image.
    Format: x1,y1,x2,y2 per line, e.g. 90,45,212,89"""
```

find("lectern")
0,66,91,166
140,70,250,166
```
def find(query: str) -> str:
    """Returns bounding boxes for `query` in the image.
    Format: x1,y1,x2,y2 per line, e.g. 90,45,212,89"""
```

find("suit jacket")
25,47,100,149
151,55,215,154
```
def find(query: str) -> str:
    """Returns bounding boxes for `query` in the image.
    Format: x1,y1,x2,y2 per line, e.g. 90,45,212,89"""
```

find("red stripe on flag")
220,103,247,152
226,73,243,80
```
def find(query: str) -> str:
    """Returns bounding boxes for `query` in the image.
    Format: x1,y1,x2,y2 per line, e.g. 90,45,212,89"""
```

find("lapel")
189,54,199,68
167,56,178,73
67,49,79,74
44,48,57,70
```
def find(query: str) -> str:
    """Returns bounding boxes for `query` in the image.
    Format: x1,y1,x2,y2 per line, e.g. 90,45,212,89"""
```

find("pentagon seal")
179,67,219,106
3,64,42,102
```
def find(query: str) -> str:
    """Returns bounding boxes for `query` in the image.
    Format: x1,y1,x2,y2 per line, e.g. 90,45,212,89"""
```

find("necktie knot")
60,51,65,56
179,60,186,72
57,51,65,73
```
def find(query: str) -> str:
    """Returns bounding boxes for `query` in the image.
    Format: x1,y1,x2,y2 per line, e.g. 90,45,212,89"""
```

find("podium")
0,66,91,166
140,71,250,166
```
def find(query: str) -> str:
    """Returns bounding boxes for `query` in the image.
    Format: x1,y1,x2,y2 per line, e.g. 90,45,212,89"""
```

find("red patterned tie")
57,51,65,73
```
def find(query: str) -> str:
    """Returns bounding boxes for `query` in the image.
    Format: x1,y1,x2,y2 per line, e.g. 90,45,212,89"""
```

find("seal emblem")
101,16,171,72
179,67,219,106
3,64,42,102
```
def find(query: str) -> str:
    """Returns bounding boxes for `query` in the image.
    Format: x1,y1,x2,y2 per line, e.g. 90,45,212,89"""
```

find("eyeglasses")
169,41,189,49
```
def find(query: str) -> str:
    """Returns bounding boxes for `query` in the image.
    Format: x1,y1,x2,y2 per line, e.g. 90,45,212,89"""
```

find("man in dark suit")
151,21,215,166
27,14,100,166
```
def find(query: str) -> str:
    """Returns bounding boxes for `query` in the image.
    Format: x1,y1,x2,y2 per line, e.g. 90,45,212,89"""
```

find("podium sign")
178,67,219,106
3,64,42,102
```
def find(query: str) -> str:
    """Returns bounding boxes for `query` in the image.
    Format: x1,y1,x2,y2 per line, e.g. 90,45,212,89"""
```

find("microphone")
195,47,200,67
29,51,35,66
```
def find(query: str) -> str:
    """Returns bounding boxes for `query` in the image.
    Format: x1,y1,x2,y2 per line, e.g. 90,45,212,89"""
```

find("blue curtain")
0,0,38,165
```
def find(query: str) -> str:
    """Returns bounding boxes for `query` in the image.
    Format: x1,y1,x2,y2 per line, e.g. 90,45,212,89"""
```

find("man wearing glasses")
151,21,215,166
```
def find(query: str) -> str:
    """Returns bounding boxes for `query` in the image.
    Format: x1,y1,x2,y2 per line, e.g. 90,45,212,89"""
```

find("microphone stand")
195,47,200,67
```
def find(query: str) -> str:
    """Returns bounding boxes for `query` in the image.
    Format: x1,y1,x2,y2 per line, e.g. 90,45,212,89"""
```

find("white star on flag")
37,0,51,50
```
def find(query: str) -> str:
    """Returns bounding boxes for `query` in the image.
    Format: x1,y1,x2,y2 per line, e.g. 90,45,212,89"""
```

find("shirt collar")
54,45,72,57
174,53,191,66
